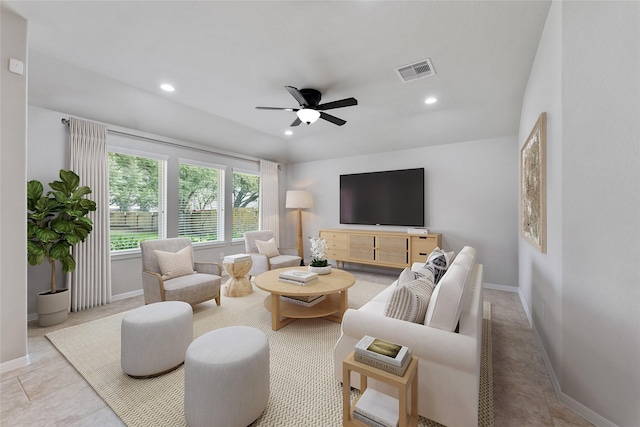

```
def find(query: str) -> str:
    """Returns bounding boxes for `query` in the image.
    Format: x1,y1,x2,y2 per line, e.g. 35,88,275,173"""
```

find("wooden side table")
222,258,253,297
342,351,418,427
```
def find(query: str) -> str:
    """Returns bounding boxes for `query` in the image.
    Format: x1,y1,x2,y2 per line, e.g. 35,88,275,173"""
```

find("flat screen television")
340,168,424,226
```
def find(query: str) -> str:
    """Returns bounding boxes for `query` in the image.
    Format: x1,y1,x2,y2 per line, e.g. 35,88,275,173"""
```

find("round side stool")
222,258,253,297
184,326,269,427
121,301,193,378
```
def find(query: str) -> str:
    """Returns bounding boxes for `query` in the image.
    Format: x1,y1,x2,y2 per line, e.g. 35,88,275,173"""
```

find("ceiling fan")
256,86,358,126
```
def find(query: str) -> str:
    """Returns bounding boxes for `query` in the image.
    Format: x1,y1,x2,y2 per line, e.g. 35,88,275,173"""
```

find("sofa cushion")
255,238,280,258
384,273,435,324
154,246,195,280
424,246,476,331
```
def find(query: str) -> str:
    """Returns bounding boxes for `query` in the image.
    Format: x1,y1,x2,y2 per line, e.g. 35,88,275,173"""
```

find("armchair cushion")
255,238,280,258
155,246,195,280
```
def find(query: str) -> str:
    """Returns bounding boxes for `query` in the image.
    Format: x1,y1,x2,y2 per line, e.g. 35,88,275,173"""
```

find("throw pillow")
397,267,417,286
384,275,435,324
154,246,195,280
255,238,280,258
424,247,455,284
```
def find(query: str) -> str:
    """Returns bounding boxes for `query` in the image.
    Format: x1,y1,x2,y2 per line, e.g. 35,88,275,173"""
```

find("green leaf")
59,170,80,192
79,199,97,211
49,241,71,260
73,186,92,199
48,180,69,194
27,180,44,204
52,191,69,204
75,216,93,227
27,222,39,238
51,218,75,233
27,246,46,266
35,228,60,243
60,255,76,273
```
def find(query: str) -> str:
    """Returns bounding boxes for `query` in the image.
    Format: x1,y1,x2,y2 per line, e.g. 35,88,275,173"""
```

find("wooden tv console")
319,228,442,269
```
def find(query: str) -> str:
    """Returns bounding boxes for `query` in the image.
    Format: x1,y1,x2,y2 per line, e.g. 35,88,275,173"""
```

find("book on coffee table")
278,270,318,284
280,294,326,307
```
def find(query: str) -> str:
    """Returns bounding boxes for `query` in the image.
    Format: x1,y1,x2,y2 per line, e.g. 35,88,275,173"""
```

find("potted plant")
27,169,96,326
308,236,331,274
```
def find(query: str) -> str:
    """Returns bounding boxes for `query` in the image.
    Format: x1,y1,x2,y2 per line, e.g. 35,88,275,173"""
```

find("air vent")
396,58,436,83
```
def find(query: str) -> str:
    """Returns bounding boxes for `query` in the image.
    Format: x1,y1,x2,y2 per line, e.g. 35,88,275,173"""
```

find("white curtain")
259,160,280,245
68,117,111,311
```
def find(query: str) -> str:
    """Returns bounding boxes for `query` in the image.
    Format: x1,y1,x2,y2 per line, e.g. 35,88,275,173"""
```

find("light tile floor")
1,271,593,426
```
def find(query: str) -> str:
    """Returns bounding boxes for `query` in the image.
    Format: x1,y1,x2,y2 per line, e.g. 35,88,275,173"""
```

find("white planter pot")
37,289,70,327
308,265,332,275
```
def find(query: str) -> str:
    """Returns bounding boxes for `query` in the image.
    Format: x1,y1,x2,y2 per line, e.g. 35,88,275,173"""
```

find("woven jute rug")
47,281,493,427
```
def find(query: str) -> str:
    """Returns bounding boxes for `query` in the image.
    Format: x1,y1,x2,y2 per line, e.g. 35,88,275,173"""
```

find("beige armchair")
140,238,222,306
243,230,301,277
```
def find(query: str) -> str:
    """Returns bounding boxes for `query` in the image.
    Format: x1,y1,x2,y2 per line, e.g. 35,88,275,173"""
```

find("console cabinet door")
349,234,375,261
376,235,409,266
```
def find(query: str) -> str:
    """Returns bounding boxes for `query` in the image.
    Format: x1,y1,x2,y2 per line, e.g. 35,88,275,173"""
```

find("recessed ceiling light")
425,97,437,104
284,130,293,136
160,84,175,92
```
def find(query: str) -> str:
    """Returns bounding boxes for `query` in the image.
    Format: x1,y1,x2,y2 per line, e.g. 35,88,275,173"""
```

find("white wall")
286,136,519,287
518,0,564,393
0,7,28,368
520,2,640,426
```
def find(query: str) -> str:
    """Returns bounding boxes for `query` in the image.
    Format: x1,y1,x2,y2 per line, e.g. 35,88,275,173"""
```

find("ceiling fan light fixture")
296,108,320,124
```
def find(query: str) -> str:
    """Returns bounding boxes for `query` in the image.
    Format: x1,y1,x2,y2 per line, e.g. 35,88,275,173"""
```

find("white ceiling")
4,0,551,164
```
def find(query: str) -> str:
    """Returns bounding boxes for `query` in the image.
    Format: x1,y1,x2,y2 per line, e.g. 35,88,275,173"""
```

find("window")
179,161,225,244
108,151,166,251
232,170,260,239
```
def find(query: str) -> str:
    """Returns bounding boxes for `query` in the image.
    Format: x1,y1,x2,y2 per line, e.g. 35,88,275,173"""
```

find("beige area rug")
46,280,493,427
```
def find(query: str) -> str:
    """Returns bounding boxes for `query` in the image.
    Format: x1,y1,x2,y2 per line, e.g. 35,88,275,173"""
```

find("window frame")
178,158,227,246
107,147,168,255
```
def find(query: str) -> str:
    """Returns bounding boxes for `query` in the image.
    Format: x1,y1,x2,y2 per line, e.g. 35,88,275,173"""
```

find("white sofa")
334,246,484,427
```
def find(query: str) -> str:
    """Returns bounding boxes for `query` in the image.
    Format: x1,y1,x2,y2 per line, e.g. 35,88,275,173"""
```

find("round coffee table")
254,267,355,330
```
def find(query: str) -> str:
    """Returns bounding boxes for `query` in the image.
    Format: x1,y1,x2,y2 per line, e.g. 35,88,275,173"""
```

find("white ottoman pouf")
121,301,193,378
184,326,269,427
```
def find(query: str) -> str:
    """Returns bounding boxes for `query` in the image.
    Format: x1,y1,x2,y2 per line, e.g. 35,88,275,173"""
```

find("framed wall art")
520,112,547,253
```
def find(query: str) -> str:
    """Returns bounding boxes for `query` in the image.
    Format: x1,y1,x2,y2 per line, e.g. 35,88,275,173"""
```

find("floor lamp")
285,190,313,265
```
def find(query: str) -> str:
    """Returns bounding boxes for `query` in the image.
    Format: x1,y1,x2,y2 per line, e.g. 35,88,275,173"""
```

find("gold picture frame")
520,112,547,253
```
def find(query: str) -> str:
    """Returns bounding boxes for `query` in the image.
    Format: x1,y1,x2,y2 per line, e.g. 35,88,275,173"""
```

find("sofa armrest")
340,309,477,374
194,262,222,276
279,247,299,257
141,271,165,304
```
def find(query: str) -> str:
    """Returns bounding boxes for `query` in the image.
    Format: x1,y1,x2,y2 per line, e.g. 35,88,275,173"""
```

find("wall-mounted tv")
340,168,424,227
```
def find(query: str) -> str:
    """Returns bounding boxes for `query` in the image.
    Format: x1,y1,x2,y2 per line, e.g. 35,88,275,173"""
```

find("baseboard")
0,354,30,374
483,282,518,293
111,289,143,301
527,294,618,427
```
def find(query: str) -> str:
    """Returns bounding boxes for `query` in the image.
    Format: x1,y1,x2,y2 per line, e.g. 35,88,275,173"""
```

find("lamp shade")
296,108,320,124
286,190,313,209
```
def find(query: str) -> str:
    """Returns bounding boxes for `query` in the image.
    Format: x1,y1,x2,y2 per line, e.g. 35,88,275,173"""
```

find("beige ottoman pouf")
121,301,193,378
184,326,269,427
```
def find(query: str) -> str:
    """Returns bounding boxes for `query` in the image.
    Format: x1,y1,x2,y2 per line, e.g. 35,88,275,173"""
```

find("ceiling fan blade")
317,97,358,111
255,106,297,111
320,112,346,126
290,117,302,127
285,86,308,107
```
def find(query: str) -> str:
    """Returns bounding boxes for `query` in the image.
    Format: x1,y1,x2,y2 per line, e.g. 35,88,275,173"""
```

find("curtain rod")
61,118,263,165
